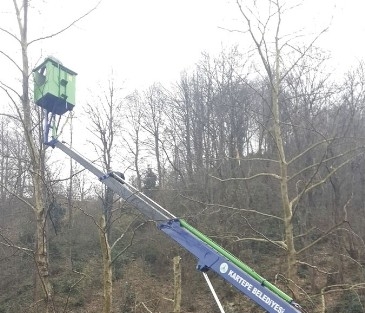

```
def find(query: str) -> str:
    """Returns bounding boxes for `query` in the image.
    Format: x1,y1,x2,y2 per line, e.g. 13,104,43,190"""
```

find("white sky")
39,0,365,86
32,0,238,93
1,0,365,184
1,0,365,97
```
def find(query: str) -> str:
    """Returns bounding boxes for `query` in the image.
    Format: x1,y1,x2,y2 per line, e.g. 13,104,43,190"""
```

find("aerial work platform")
33,57,304,313
33,57,77,115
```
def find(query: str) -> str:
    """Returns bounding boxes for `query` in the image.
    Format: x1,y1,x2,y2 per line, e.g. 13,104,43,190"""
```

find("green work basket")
33,57,77,115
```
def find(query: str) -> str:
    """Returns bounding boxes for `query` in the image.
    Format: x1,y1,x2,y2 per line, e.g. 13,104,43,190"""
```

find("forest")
1,1,365,313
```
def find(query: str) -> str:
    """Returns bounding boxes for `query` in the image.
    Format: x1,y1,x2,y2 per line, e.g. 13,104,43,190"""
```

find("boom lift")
33,58,303,313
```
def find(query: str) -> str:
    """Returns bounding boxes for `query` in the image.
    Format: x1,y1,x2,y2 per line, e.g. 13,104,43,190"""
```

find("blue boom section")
159,219,302,313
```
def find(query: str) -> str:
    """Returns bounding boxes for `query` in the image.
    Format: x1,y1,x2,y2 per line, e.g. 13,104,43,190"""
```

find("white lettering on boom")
227,269,285,313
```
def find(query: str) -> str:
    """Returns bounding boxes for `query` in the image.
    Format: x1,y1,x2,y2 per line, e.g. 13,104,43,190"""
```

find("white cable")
203,272,226,313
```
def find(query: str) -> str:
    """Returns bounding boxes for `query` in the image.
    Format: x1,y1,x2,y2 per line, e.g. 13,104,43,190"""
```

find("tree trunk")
16,0,53,310
67,115,74,270
99,216,113,313
104,186,114,239
173,256,182,313
272,37,297,296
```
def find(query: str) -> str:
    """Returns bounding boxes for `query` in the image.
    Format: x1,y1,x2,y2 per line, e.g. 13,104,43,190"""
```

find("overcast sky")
1,0,365,96
1,0,365,177
31,0,365,91
30,0,238,92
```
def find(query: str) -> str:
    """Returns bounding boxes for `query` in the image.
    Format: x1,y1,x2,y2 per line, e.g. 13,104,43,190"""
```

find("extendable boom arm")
51,139,302,313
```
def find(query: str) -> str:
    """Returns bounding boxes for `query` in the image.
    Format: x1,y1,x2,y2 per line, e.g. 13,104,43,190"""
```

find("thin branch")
236,0,273,80
290,147,365,207
0,81,22,103
287,138,332,166
0,112,21,121
180,195,283,221
296,261,338,275
0,50,22,73
211,171,281,182
0,181,35,211
0,26,20,43
62,270,88,313
77,206,103,231
241,214,287,249
296,221,347,255
50,167,87,183
28,1,102,46
320,283,365,313
0,231,34,255
110,214,141,250
111,221,147,265
279,27,329,83
140,302,153,313
221,233,287,250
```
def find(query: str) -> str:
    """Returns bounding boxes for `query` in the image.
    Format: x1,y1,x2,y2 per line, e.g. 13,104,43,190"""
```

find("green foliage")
143,246,158,265
0,282,32,313
119,282,136,313
111,253,130,281
18,227,35,246
49,240,62,259
71,296,85,308
330,290,364,313
48,200,66,233
0,303,10,313
297,263,310,279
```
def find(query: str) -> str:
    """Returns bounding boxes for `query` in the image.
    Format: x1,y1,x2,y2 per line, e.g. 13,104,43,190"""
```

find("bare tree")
4,2,54,310
84,78,126,313
0,1,99,311
85,79,124,233
123,90,144,190
231,0,365,302
141,83,168,188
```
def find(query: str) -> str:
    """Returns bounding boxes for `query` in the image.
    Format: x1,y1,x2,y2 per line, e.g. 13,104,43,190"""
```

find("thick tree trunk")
35,198,53,308
16,1,54,310
273,99,297,293
272,45,297,296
